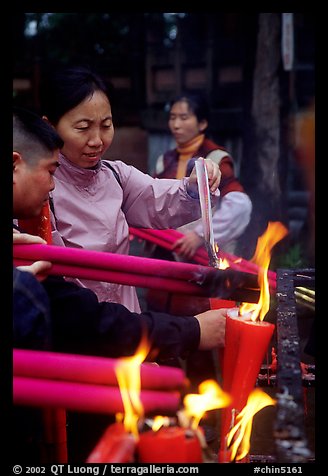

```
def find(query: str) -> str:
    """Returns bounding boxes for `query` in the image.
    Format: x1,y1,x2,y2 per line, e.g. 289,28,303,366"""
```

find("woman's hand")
172,231,204,260
187,157,221,195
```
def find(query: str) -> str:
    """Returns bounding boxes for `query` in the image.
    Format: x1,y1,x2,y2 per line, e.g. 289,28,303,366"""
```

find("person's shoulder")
101,159,147,186
204,137,227,151
101,159,133,173
203,138,230,159
101,159,130,179
206,149,231,164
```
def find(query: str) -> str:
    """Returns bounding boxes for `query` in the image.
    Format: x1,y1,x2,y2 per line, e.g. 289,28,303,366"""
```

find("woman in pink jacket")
40,66,221,312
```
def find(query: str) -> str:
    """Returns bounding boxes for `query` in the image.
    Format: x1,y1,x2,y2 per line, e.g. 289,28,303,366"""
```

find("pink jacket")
50,155,218,312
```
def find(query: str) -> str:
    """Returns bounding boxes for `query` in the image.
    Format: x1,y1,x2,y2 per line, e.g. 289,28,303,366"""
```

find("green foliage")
273,243,308,269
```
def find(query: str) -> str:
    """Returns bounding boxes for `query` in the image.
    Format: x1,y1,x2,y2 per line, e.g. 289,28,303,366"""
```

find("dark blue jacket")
13,269,200,362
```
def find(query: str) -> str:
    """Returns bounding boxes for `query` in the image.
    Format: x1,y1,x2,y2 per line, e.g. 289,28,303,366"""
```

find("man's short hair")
13,107,64,166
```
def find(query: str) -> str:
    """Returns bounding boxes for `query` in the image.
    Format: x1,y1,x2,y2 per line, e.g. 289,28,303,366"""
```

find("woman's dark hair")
39,65,112,125
169,92,210,122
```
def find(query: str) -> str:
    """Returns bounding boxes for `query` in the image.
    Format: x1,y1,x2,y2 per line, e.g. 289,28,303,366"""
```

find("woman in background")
154,91,252,259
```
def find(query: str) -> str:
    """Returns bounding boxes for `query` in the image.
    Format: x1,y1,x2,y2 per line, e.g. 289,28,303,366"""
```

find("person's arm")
42,275,227,361
210,192,252,246
111,160,220,230
13,267,52,350
173,191,253,258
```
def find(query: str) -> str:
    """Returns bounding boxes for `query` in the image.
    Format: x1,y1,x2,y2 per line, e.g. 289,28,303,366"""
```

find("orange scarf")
175,134,205,179
18,201,52,244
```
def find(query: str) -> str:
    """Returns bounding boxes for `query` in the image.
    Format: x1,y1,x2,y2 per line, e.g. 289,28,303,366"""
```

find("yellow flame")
183,379,232,430
227,388,276,461
215,242,230,269
218,257,230,269
240,222,288,321
115,333,150,437
151,416,171,432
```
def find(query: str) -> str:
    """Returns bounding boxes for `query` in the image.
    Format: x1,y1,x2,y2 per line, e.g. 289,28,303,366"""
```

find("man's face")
13,151,59,218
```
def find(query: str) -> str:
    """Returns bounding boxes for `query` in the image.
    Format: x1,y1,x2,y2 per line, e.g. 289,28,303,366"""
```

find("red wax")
138,427,203,463
86,422,136,463
221,313,245,395
219,316,275,462
210,300,237,370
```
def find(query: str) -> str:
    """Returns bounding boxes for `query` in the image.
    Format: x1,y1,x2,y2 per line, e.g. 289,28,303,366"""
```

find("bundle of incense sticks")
13,244,215,296
13,243,260,301
129,227,277,291
14,350,186,463
13,377,181,415
14,349,186,391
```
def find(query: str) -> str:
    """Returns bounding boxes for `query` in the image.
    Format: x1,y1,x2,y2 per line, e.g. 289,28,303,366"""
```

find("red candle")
220,311,245,395
86,422,136,463
137,427,203,463
219,314,275,462
210,300,237,371
42,408,68,463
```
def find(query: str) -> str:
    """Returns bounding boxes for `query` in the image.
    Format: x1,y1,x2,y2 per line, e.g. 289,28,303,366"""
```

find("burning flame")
227,388,276,461
115,333,150,437
183,379,231,430
215,243,230,269
240,221,288,321
151,416,171,432
218,257,230,269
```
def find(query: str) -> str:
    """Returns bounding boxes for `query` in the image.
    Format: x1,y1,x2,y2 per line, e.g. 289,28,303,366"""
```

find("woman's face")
55,90,114,168
168,100,207,146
